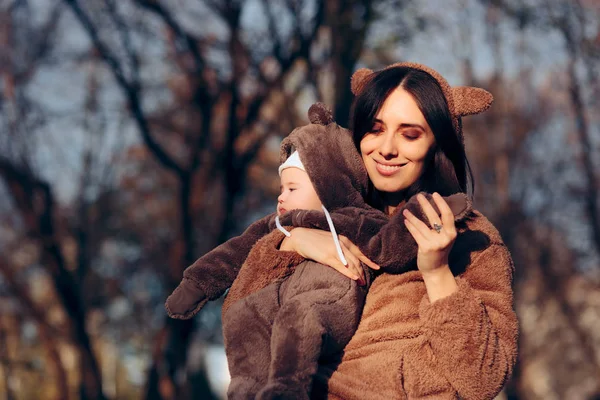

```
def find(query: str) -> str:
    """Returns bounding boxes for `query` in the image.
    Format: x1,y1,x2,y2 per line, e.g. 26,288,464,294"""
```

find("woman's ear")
351,68,374,96
452,86,494,116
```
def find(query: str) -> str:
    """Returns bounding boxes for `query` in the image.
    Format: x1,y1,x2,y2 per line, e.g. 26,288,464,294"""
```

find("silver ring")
432,223,443,233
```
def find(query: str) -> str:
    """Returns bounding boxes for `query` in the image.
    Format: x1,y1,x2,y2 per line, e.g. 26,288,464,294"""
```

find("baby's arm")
277,193,471,273
165,212,277,319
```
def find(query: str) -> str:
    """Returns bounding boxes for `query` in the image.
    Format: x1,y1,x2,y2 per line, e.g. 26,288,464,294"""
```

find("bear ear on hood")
452,86,493,116
308,102,334,125
350,68,374,96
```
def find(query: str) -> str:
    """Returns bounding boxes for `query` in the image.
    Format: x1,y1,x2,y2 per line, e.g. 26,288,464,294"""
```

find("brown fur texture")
222,228,304,315
307,102,334,125
307,211,518,399
222,192,472,316
219,193,472,398
224,260,368,400
236,211,517,398
277,192,471,272
165,212,275,319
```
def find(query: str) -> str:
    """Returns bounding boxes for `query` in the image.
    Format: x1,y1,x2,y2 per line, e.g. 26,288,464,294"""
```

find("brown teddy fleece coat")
249,209,518,400
315,62,516,399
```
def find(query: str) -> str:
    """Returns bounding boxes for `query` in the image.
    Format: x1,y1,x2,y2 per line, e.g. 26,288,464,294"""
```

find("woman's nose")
278,192,285,203
378,133,398,158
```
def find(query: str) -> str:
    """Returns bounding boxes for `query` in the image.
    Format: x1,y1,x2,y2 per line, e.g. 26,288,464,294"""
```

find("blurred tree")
0,2,108,399
484,0,600,257
0,157,106,400
471,1,600,397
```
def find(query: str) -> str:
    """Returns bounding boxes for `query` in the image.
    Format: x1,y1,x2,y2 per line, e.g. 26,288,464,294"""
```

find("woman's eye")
289,188,296,192
368,125,383,134
403,132,420,140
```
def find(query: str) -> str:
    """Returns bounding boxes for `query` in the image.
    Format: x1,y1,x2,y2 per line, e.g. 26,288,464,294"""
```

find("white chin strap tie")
275,215,292,237
275,205,347,266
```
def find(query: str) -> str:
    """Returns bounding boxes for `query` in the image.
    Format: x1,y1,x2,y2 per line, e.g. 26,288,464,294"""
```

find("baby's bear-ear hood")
280,103,369,211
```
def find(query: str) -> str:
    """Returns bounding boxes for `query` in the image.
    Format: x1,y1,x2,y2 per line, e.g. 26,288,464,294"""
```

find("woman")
277,62,518,399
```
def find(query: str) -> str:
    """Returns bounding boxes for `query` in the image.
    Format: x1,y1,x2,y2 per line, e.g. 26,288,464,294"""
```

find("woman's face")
360,86,435,194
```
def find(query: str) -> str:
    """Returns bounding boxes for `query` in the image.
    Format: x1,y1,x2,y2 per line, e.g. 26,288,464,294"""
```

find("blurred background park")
0,0,599,399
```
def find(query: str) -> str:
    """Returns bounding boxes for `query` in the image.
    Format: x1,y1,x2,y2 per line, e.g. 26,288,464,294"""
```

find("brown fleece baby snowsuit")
165,103,470,399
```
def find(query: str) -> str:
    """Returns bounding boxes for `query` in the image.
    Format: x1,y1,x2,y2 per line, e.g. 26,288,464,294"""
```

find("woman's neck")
381,191,407,216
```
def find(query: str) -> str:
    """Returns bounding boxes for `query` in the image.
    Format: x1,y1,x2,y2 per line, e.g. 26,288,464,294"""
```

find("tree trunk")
329,0,373,127
0,256,70,400
565,52,600,256
0,160,106,400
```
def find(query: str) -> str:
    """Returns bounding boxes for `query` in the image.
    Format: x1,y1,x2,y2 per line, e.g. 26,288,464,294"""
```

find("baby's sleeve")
165,212,276,319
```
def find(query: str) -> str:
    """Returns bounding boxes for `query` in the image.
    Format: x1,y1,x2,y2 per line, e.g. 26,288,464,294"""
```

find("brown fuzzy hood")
350,62,494,143
279,103,369,211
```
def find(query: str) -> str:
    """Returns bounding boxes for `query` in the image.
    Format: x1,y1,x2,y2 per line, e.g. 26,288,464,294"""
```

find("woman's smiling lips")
374,161,407,176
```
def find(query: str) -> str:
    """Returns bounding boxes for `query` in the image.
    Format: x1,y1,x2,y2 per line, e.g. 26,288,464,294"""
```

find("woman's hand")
280,227,380,284
403,192,458,302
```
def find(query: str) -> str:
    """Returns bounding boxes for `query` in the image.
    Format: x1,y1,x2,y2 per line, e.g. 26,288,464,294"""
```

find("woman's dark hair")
350,66,474,207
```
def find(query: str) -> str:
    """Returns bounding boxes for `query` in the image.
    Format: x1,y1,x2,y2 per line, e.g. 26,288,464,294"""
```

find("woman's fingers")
339,240,364,282
417,193,442,227
339,235,380,271
402,208,433,239
328,257,361,281
432,192,457,235
403,213,428,245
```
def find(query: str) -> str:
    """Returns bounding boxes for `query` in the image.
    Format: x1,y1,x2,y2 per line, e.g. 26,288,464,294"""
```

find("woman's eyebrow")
397,123,425,131
374,118,424,131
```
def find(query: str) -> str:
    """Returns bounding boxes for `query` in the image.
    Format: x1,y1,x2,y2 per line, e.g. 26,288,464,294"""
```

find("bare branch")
63,0,183,174
133,0,205,74
104,0,140,87
243,0,326,128
0,155,105,399
260,0,283,62
13,3,63,85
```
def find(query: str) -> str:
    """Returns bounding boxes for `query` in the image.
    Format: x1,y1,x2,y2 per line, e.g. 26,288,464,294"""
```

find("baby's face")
277,168,322,216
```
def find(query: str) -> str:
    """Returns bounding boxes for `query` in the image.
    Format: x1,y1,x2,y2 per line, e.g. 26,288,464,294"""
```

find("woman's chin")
372,179,409,194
